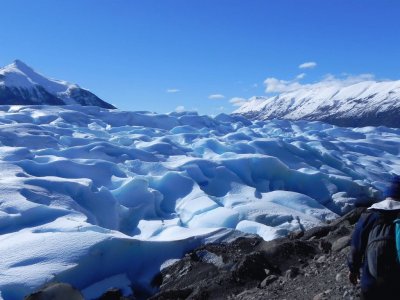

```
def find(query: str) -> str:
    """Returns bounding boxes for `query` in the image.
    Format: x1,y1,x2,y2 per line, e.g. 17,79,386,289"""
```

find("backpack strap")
393,212,400,263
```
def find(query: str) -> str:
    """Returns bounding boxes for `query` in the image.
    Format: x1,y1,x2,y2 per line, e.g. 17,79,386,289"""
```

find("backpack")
366,211,399,280
394,218,400,263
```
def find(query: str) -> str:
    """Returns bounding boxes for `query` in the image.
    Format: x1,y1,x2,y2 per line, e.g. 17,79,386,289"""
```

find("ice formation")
0,105,399,299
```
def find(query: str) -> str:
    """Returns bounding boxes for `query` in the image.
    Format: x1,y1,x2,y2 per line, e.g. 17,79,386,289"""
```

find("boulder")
260,275,279,288
332,236,351,252
25,283,83,300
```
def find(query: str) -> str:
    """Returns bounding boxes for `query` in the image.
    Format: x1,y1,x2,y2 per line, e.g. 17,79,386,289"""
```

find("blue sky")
1,0,399,114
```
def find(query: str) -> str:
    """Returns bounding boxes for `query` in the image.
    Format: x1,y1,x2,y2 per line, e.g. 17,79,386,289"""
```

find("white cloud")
166,88,180,93
299,61,317,69
264,73,376,94
337,73,375,83
264,77,303,93
208,94,225,100
252,83,258,88
317,73,376,86
229,97,248,107
175,105,185,112
296,73,306,80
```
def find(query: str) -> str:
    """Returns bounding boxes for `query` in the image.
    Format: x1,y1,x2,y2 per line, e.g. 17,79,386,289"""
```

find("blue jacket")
348,199,400,291
348,211,380,291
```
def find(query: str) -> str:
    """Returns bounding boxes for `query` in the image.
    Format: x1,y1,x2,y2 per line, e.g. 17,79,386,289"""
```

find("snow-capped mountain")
0,60,115,109
235,80,400,127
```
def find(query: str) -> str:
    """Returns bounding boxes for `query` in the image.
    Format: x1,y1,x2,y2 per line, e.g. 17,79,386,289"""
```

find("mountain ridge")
0,60,116,109
234,79,400,127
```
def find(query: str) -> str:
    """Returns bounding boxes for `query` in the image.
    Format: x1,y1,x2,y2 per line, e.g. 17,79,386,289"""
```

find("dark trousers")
361,282,400,300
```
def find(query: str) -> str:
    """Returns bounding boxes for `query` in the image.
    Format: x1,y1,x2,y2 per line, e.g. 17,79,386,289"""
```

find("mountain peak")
0,60,116,109
1,59,35,74
8,59,41,80
12,59,31,69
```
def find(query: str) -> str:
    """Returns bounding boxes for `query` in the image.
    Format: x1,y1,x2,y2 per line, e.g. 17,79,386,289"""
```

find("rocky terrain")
149,207,365,300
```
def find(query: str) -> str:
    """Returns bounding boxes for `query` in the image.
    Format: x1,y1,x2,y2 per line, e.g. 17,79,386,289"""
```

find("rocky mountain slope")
235,80,400,128
150,208,365,300
0,60,115,109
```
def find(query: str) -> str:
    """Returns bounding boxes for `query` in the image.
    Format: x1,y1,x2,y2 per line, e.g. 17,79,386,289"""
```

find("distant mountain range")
0,60,115,109
234,80,400,127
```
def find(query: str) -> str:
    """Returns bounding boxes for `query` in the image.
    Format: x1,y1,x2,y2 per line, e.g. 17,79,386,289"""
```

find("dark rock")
301,226,331,240
149,288,193,300
151,272,164,287
285,267,300,279
316,255,327,264
288,230,304,240
332,224,351,237
98,288,123,300
234,251,273,281
188,287,209,300
259,239,317,272
330,207,366,226
318,240,332,253
301,262,309,268
332,236,351,252
313,290,332,300
336,273,343,282
260,275,279,288
24,283,83,300
340,245,351,254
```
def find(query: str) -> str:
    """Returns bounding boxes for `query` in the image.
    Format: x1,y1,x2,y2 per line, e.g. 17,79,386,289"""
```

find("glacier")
0,105,399,299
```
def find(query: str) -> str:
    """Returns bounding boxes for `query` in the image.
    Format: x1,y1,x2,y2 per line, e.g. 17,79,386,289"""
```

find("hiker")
348,176,400,300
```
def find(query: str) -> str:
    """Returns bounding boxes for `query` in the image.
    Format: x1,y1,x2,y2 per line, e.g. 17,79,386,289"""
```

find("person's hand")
348,271,359,285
